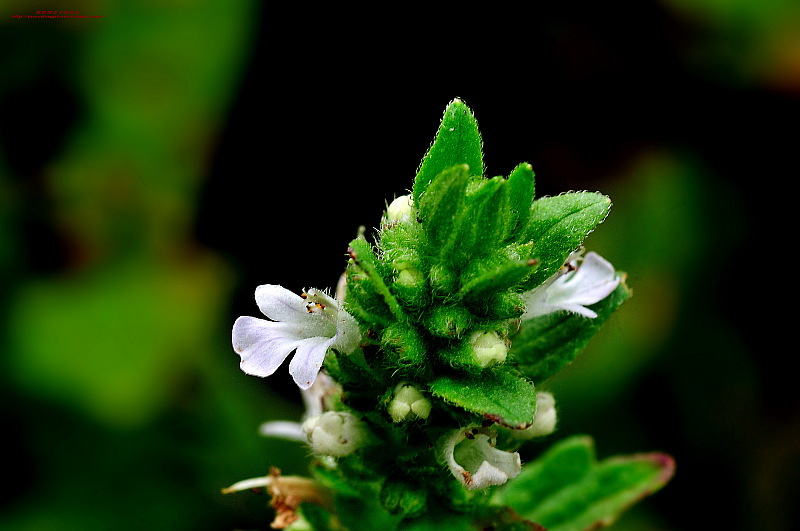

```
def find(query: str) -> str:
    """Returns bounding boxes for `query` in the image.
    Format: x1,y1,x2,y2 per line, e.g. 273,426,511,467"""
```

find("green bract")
227,99,673,530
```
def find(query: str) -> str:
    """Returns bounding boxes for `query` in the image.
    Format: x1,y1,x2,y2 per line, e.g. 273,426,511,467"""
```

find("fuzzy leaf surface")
459,258,539,301
468,176,510,253
505,163,536,242
496,436,674,531
521,193,611,290
347,236,406,323
510,281,631,383
413,99,484,204
429,368,536,428
417,164,470,253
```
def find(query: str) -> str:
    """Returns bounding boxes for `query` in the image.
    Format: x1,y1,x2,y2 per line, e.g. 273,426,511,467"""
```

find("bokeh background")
1,1,797,530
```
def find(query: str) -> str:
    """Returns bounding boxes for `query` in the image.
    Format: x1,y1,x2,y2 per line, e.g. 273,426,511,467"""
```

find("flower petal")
288,336,334,390
549,252,619,305
259,421,306,442
254,284,308,322
332,307,362,354
522,251,619,319
232,316,303,377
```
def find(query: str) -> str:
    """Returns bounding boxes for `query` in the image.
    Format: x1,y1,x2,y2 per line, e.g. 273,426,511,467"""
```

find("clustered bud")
387,383,432,423
302,411,366,458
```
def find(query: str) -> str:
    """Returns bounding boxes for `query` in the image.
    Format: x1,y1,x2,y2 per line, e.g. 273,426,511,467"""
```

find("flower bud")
387,383,432,423
381,324,426,366
512,392,557,439
385,194,414,225
395,263,424,288
301,411,366,457
469,330,508,368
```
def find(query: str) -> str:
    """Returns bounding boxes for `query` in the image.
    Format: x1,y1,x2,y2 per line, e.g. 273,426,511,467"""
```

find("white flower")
521,251,620,319
232,284,361,390
436,427,521,490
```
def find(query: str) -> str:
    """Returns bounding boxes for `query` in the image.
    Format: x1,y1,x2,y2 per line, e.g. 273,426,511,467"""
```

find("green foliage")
228,99,671,529
521,192,612,290
429,368,537,429
413,99,484,204
496,436,675,531
510,282,632,383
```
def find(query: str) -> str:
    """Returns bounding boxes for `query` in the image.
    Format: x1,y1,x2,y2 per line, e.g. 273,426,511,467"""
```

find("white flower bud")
468,330,508,368
436,426,521,490
385,194,414,224
396,264,424,287
512,392,557,439
387,383,432,423
301,411,366,457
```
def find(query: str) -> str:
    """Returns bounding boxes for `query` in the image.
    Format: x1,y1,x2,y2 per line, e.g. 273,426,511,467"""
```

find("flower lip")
436,426,521,490
232,284,361,390
521,251,620,319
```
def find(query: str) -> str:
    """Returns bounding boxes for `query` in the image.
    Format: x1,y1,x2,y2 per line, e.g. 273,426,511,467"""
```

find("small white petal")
522,251,619,319
232,316,303,377
332,308,362,354
547,252,619,305
255,284,308,322
289,336,335,390
259,421,306,441
305,288,339,310
513,392,558,440
558,303,599,319
471,460,518,490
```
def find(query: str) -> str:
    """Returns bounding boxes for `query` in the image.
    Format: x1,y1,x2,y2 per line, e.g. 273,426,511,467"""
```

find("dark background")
1,1,797,530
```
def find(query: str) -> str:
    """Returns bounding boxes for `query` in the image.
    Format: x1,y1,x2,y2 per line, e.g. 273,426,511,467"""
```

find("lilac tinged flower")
522,251,620,319
232,284,361,390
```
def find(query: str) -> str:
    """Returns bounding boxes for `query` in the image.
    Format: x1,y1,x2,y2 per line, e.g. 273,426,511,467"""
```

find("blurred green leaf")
510,282,631,383
497,436,674,531
6,254,232,427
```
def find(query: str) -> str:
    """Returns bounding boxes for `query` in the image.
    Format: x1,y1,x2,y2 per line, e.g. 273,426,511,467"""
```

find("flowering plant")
224,100,674,530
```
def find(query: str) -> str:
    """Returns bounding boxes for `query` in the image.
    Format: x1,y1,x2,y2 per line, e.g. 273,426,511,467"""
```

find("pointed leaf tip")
413,99,484,204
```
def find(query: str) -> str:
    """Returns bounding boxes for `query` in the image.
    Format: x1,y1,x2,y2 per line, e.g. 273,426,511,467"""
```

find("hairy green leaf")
467,176,510,253
430,368,537,429
413,98,484,204
459,258,539,301
497,436,674,531
510,281,631,383
506,163,536,242
347,236,406,323
417,164,470,253
521,193,611,290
